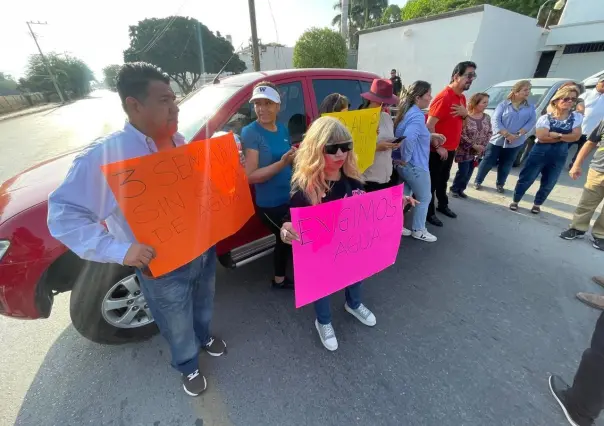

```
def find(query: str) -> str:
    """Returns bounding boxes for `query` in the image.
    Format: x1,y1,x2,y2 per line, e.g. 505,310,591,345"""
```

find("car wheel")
514,138,535,167
69,261,158,344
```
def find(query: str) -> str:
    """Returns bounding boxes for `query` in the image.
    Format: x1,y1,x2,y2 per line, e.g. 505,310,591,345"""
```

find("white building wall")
548,51,604,80
557,0,604,26
239,46,294,72
357,10,483,91
471,5,542,93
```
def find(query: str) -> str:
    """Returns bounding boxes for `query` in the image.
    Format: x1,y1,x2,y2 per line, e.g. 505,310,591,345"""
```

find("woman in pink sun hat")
359,78,401,193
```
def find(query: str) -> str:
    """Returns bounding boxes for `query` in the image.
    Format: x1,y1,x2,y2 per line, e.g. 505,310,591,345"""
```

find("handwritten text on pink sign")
291,185,404,308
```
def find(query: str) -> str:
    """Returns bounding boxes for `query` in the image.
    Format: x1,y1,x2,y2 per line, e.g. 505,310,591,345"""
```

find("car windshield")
485,85,550,109
177,84,241,141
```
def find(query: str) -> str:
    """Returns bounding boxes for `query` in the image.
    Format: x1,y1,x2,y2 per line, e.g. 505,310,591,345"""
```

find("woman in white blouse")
511,86,583,214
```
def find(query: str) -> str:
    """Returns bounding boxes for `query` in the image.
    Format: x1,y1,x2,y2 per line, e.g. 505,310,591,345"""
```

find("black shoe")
437,206,457,218
204,337,227,357
560,228,586,240
474,182,482,190
549,375,582,426
272,277,294,289
182,369,207,396
458,191,468,199
450,189,460,198
496,185,505,194
593,237,604,251
427,215,443,227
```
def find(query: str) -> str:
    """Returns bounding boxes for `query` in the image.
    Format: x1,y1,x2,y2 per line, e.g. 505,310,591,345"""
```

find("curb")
0,104,62,122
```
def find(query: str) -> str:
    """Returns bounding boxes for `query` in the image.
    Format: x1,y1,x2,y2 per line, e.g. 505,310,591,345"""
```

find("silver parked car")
483,78,584,166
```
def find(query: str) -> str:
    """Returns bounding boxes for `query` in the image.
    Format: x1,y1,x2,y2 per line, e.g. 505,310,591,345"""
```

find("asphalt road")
1,95,603,426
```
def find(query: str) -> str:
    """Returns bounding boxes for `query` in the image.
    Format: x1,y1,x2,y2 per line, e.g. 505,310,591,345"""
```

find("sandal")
509,202,519,211
531,205,541,214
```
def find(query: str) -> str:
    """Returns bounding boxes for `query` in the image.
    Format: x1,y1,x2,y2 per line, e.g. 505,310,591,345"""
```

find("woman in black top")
280,116,376,351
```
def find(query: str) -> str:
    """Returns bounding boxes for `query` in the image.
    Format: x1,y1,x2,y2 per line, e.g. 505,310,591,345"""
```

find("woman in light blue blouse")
474,80,537,193
393,81,445,243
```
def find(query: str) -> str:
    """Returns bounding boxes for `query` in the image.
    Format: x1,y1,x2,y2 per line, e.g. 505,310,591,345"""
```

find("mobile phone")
393,136,406,144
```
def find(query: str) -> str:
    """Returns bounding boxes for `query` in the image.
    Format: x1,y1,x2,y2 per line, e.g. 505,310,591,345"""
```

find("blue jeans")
451,160,475,193
474,144,523,187
397,164,432,231
315,283,362,325
513,143,568,205
136,247,216,375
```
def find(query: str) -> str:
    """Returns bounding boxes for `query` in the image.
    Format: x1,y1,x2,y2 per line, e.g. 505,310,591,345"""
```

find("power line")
135,0,190,54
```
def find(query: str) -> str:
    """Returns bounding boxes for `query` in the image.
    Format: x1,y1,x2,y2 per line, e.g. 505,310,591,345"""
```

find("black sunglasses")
561,97,578,103
324,142,353,155
463,72,478,79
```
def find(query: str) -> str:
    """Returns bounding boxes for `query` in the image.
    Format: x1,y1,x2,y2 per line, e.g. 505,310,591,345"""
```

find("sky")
0,0,409,81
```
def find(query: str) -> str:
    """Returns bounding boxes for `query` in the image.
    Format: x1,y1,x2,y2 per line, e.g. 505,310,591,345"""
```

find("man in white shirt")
48,63,226,397
582,77,604,137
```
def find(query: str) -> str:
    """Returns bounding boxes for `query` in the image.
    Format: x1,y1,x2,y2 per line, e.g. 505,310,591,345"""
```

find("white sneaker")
402,227,412,236
412,229,437,242
315,320,338,351
344,303,377,326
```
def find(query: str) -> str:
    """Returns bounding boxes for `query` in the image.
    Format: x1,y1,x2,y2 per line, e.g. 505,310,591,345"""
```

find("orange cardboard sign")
101,133,254,277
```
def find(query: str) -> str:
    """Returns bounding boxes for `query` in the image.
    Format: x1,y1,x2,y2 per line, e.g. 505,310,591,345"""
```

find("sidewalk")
0,103,62,122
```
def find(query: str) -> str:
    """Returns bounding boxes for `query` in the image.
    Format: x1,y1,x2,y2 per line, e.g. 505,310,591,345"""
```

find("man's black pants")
428,150,455,217
566,310,604,425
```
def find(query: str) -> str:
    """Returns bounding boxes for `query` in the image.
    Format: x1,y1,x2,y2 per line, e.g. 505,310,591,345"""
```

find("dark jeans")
565,310,604,425
428,150,455,217
474,144,523,187
314,283,362,325
136,247,216,375
259,204,292,278
451,160,476,193
513,143,568,205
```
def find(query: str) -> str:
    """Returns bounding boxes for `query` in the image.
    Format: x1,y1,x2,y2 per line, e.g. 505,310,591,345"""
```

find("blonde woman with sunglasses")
511,86,583,214
279,116,377,351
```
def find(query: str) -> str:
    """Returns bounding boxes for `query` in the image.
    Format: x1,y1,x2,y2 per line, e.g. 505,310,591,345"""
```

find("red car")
0,68,379,344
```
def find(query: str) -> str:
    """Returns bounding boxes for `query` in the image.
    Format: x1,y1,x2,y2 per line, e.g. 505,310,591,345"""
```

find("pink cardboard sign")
291,184,404,308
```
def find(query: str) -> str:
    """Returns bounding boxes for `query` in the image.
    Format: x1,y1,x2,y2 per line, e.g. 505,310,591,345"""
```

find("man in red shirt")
426,61,477,227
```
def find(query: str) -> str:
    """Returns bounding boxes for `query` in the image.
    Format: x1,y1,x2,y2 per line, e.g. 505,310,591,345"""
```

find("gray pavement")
1,97,604,425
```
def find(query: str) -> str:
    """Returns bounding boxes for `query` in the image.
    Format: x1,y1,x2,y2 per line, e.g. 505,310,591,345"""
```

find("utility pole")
26,21,65,103
248,0,261,71
340,0,350,49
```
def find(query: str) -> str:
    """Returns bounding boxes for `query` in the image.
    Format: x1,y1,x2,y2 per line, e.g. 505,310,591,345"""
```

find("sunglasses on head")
324,141,353,155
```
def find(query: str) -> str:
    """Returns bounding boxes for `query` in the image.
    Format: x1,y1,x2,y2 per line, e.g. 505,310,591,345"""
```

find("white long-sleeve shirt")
581,89,604,136
47,123,185,264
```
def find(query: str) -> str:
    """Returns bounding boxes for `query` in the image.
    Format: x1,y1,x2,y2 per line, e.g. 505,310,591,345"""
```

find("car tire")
69,261,158,345
513,138,535,167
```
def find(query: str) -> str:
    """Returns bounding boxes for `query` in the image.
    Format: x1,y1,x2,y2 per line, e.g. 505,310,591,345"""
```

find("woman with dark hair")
393,81,445,242
511,85,583,213
450,92,492,198
242,81,297,289
474,80,536,193
319,93,349,114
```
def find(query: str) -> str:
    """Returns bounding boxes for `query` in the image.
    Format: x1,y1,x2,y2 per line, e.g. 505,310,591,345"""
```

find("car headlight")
0,241,10,262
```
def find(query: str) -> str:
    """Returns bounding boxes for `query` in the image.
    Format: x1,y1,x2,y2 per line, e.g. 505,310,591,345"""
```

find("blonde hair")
507,80,531,102
547,86,579,115
291,116,361,206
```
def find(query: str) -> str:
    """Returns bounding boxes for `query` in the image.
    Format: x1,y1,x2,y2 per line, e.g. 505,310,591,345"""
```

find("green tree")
0,72,18,95
382,4,402,24
293,28,348,69
332,0,389,48
18,53,94,98
102,64,121,91
123,16,246,95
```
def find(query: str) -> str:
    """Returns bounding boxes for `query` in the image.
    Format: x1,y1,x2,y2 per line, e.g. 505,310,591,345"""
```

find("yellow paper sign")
323,107,380,173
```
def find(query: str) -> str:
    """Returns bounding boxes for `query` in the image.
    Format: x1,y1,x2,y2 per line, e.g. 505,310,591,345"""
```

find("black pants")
258,204,291,278
428,150,455,217
570,134,588,165
364,181,392,193
566,310,604,425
